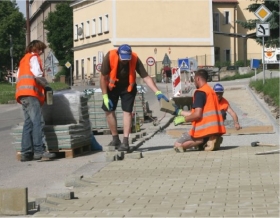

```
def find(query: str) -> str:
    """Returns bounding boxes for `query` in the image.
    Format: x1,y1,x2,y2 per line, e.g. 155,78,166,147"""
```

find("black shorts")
102,85,137,112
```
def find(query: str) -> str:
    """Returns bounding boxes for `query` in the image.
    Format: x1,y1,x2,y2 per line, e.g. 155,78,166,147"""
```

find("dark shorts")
176,132,209,145
102,85,137,112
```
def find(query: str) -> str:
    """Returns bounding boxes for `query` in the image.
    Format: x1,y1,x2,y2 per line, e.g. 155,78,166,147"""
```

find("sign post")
254,4,272,84
65,61,72,87
250,59,260,81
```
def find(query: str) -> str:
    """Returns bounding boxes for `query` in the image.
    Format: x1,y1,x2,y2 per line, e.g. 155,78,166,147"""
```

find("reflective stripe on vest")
15,53,45,105
108,50,137,92
189,84,226,138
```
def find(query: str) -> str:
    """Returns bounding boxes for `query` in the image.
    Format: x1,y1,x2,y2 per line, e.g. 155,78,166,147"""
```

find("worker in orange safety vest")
100,44,169,152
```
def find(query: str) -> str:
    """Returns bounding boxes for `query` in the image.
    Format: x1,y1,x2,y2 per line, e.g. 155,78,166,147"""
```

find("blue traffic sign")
250,59,260,69
178,58,189,71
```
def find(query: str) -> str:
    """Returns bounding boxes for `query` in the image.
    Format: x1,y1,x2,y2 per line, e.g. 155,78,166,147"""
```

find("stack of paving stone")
11,90,92,152
86,86,146,130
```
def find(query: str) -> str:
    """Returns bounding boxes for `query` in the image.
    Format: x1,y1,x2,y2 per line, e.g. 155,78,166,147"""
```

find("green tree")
0,0,26,73
237,0,280,47
43,2,73,71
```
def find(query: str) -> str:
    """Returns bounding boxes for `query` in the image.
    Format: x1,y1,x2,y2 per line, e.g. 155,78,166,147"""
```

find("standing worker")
173,69,226,152
213,83,241,130
100,44,169,152
16,40,56,161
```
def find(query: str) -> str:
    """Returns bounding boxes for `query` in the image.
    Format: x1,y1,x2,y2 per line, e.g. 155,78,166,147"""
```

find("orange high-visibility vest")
219,97,229,111
189,84,226,138
108,50,137,92
15,53,45,105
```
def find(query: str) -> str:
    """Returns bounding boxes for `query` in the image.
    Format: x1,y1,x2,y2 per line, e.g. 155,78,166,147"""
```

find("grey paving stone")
0,187,28,216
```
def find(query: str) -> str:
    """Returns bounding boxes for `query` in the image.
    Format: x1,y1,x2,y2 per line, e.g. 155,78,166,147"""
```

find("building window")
81,59,85,80
215,47,220,63
93,56,96,77
79,22,84,39
225,49,231,62
85,20,90,38
213,13,219,32
104,14,109,33
75,60,79,80
224,11,230,24
74,24,78,41
92,18,96,36
98,16,102,34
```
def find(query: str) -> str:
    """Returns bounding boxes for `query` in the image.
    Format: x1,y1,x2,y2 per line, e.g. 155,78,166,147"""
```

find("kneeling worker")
173,69,226,152
213,83,241,130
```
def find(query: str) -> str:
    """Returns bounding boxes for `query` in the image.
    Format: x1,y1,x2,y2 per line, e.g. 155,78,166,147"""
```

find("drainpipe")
26,0,30,45
234,5,237,67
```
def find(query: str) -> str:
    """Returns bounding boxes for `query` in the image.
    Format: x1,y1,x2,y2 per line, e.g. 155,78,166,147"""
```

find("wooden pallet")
92,128,123,135
16,144,91,160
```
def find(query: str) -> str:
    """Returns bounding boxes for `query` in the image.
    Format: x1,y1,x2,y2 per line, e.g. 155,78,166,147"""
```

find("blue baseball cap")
118,44,132,60
213,83,224,92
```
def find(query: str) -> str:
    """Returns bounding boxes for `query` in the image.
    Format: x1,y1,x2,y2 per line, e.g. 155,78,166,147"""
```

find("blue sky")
16,0,26,17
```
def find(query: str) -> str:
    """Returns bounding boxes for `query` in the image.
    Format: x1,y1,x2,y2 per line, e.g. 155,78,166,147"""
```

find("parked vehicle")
197,65,220,82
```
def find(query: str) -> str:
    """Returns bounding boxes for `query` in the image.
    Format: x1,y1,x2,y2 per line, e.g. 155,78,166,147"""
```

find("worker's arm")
173,107,202,126
227,105,241,130
142,76,159,93
100,73,108,95
143,76,169,101
184,107,203,122
180,110,192,117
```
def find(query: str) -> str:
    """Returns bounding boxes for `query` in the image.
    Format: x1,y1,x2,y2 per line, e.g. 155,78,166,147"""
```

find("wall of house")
72,0,214,83
29,1,59,80
237,0,262,62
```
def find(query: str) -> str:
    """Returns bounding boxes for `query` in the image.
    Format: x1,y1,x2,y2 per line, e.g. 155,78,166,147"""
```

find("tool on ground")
251,141,277,147
255,149,280,155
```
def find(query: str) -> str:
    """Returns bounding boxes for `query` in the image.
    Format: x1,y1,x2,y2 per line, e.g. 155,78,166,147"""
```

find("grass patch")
249,77,279,106
0,82,70,104
221,72,255,81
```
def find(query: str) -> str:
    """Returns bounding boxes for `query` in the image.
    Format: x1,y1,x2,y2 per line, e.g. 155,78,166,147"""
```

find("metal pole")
26,0,30,45
70,66,72,87
255,68,257,81
10,35,14,86
262,36,265,84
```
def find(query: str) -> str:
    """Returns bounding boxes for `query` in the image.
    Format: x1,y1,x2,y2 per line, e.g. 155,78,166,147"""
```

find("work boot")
174,146,185,153
33,151,56,160
118,143,129,152
205,136,223,151
108,140,121,149
21,154,33,162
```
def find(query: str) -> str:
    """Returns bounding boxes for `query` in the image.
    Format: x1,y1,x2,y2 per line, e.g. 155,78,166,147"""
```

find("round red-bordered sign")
96,64,102,72
146,57,155,66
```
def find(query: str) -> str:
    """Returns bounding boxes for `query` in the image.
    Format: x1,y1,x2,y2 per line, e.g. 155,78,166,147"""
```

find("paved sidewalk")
33,146,279,217
32,83,279,217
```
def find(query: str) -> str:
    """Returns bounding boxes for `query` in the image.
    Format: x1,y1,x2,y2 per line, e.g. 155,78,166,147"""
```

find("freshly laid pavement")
32,74,279,217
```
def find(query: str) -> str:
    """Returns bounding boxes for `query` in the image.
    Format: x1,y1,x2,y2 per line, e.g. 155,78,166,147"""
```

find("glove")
102,94,113,111
155,91,169,102
173,116,185,126
172,104,182,116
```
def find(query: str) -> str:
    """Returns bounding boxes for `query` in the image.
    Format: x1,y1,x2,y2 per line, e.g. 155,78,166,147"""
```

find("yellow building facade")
71,0,262,84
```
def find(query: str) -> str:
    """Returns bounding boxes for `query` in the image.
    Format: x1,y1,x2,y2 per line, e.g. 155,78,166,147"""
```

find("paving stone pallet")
16,142,91,160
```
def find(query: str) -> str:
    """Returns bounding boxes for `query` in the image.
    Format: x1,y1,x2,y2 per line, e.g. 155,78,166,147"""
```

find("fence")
143,52,264,79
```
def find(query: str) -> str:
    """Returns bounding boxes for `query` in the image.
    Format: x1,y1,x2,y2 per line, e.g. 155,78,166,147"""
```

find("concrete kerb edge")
129,116,174,153
246,84,279,135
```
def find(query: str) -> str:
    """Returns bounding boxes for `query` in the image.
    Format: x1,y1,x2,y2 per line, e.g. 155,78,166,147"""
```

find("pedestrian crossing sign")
178,58,189,71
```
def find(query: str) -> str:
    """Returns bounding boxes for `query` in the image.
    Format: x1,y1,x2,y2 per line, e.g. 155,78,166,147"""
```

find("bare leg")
123,111,132,137
105,111,118,135
174,138,204,150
